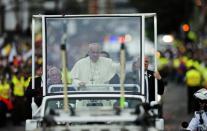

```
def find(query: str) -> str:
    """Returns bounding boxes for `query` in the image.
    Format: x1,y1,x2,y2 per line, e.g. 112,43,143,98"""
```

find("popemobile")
25,13,164,131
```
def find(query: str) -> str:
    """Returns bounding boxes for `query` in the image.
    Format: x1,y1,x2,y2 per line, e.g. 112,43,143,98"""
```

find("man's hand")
154,71,162,80
79,81,86,86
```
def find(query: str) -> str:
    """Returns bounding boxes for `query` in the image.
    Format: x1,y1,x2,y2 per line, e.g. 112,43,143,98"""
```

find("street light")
182,23,190,32
162,35,174,43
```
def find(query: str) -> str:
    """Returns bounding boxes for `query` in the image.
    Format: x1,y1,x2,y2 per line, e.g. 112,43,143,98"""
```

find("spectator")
47,66,62,86
11,71,26,125
187,88,207,130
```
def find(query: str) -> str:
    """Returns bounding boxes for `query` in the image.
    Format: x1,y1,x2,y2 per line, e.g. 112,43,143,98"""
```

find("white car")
25,84,164,131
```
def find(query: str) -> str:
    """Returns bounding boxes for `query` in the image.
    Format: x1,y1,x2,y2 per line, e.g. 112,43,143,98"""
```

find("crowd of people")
158,41,207,114
0,33,42,126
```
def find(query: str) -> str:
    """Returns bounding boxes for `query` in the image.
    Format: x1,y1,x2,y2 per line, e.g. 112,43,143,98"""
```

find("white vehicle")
26,14,164,131
26,84,163,131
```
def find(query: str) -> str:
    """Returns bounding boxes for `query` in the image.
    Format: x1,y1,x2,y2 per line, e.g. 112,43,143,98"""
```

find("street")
163,82,193,130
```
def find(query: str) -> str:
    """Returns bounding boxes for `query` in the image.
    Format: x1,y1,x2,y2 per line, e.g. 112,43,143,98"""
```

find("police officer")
185,66,202,114
187,88,207,131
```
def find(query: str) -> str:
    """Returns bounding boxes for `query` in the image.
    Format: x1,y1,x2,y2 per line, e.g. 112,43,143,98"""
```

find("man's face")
144,57,149,70
36,66,42,76
89,44,100,62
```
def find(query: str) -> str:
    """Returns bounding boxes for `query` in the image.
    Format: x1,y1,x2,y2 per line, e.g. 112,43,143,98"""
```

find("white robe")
71,56,119,85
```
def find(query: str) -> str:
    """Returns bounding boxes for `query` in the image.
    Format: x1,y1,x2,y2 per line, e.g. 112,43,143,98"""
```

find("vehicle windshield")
44,15,156,95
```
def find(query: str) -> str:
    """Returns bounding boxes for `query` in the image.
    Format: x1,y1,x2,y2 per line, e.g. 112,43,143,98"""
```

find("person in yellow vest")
0,78,7,127
11,71,26,125
0,77,13,127
185,66,202,114
24,76,31,88
201,67,207,86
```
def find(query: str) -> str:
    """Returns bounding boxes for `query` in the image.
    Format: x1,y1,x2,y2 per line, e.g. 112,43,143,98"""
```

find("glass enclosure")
32,14,158,98
45,16,142,92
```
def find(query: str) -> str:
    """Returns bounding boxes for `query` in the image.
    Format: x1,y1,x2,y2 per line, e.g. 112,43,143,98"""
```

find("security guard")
187,88,207,131
185,66,202,114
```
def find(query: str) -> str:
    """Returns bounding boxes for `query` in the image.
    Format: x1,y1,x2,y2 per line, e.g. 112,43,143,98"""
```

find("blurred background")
0,0,207,130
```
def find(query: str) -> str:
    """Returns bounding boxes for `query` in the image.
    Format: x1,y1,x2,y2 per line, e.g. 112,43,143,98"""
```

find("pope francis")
71,43,119,86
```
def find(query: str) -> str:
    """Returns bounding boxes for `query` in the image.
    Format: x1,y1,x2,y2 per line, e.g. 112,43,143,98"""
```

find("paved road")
0,82,192,131
0,122,25,131
163,82,193,131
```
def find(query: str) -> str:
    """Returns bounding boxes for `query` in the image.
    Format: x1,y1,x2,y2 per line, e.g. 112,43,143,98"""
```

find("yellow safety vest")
193,61,203,73
12,75,25,96
173,58,180,68
158,57,169,70
202,68,207,82
24,77,31,88
0,82,10,99
186,59,193,69
0,84,3,98
186,69,201,87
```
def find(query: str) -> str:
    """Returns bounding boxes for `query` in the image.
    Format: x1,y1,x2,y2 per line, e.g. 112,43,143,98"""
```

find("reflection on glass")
45,16,142,90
